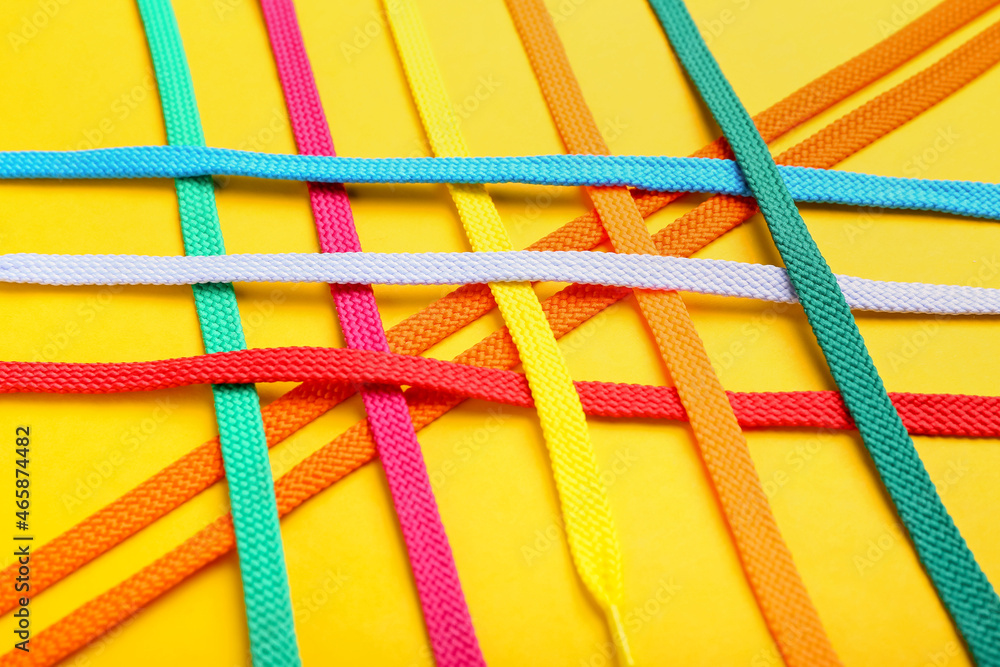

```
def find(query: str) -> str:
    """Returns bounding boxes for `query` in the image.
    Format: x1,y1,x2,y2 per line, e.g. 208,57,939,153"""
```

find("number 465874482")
15,427,29,529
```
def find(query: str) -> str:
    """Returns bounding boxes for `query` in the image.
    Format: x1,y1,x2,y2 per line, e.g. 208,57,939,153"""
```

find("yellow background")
2,0,999,664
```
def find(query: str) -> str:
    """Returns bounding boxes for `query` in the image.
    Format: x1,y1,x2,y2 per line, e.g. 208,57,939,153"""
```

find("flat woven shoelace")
6,250,1000,315
647,0,1000,664
135,1,300,665
504,0,841,664
4,147,1000,220
0,348,999,437
383,0,631,657
257,1,484,663
5,6,995,659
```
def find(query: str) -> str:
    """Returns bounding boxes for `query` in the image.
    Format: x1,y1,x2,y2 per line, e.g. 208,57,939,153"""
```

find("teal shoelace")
646,0,1000,664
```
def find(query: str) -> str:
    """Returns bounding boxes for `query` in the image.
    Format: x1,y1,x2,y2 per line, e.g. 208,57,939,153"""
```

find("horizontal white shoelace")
3,251,997,315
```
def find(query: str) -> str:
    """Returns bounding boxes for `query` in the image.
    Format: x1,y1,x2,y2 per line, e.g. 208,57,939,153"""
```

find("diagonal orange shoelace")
503,0,837,663
4,6,999,666
0,0,988,622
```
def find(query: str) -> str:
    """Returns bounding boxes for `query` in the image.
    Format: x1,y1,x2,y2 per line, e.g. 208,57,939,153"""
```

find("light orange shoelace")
4,3,998,663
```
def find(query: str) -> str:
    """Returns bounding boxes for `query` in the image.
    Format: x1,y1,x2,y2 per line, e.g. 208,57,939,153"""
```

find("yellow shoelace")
384,0,632,661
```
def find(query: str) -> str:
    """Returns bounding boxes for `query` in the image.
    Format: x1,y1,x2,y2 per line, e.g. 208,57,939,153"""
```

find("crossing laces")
135,0,301,665
504,0,842,664
384,0,632,660
646,0,1000,664
257,0,484,663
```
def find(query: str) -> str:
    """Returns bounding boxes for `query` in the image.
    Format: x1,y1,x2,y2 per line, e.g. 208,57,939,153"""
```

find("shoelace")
4,147,1000,220
1,349,999,438
4,4,995,659
383,0,631,657
504,0,841,663
5,354,1000,667
647,0,1000,664
135,1,301,664
5,250,1000,316
256,1,484,663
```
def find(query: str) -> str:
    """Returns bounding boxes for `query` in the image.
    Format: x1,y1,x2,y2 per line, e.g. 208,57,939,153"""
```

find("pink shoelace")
258,1,486,663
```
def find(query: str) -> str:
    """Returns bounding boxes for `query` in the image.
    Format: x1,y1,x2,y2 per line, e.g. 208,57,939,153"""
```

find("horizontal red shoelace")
2,346,996,437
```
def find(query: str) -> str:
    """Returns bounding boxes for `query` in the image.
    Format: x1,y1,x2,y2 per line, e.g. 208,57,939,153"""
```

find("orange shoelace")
503,0,838,663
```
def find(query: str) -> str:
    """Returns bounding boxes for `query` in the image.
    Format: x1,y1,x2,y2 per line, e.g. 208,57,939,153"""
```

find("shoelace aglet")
606,603,634,666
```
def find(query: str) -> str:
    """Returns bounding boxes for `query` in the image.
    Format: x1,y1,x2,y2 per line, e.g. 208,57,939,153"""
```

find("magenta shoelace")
258,1,486,664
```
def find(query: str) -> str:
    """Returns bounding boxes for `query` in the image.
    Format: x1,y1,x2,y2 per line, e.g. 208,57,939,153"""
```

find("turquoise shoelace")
136,1,301,664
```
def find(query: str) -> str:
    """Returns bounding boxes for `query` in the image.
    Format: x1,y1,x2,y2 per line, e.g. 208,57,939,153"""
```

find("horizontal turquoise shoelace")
0,147,998,221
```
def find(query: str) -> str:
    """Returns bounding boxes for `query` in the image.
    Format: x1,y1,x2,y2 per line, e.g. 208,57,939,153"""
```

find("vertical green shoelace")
136,1,301,665
646,0,1000,664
